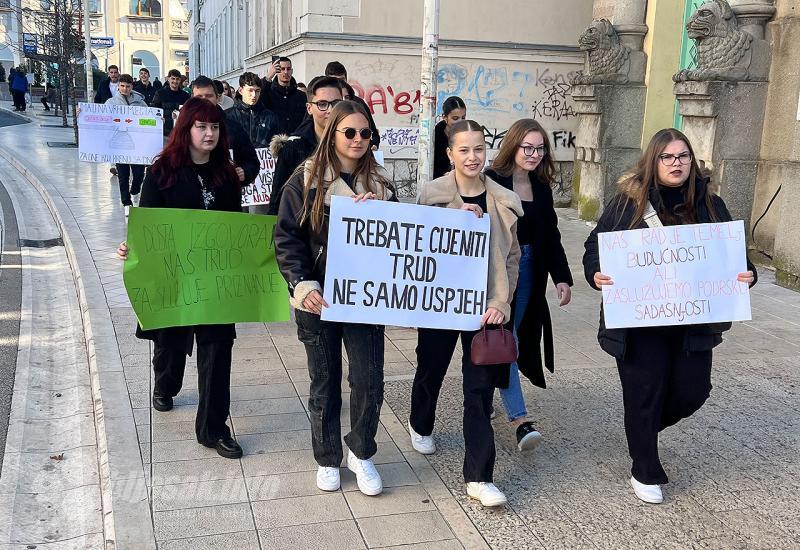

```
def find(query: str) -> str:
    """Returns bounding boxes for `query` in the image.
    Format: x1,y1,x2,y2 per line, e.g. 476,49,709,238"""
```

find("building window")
130,0,161,17
0,0,11,9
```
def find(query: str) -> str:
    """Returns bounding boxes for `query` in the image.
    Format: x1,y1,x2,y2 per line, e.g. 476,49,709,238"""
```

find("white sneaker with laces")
630,476,663,504
347,450,382,496
316,466,340,491
124,205,130,217
466,482,507,507
408,420,436,455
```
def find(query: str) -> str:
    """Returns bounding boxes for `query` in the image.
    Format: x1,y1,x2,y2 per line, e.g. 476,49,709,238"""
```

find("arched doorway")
131,50,160,80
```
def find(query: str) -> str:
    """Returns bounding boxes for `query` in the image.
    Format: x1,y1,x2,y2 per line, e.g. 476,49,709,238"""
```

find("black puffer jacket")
582,177,757,360
258,77,307,136
267,118,318,215
225,112,260,185
274,165,396,310
225,100,280,149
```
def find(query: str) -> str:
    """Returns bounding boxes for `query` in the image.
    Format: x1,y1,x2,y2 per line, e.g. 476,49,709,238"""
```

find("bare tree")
6,0,89,143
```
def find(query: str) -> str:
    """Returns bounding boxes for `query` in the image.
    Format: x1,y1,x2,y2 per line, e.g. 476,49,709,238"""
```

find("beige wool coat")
418,172,523,321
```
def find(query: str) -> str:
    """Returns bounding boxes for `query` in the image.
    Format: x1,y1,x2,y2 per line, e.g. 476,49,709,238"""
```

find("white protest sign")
322,196,491,330
78,102,163,165
241,148,276,207
599,220,751,329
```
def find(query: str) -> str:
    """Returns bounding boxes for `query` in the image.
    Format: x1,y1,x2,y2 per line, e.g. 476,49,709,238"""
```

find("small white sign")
78,103,163,165
241,148,275,207
599,220,752,329
322,196,491,330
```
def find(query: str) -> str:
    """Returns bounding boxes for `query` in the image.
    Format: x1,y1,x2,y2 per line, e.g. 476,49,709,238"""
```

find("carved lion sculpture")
570,19,631,85
673,0,753,82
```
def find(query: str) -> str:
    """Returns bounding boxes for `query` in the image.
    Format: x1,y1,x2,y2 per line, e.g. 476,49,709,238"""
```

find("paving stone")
357,511,454,548
237,430,312,454
230,412,309,435
344,485,436,518
240,449,319,477
158,531,260,550
251,493,352,528
150,457,243,486
229,397,305,417
152,478,250,511
246,471,325,501
257,519,365,550
153,503,255,541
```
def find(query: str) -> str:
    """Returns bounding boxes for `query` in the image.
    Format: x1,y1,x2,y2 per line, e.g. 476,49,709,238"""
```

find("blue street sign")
23,33,38,55
90,37,115,48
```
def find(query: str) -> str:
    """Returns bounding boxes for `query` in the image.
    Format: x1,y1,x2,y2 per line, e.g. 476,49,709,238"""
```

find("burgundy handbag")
470,326,518,365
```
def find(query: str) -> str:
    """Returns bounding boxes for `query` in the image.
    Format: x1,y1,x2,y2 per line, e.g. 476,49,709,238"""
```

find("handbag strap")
643,201,663,228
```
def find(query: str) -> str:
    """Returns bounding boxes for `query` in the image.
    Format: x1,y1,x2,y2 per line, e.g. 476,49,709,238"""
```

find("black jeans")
295,309,385,467
116,163,144,206
152,339,234,445
11,90,25,111
616,327,712,485
411,328,497,482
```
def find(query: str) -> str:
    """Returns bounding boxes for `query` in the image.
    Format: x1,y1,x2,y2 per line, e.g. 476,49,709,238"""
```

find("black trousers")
11,90,25,111
116,163,145,206
152,339,233,445
295,310,385,467
616,327,712,485
410,328,497,482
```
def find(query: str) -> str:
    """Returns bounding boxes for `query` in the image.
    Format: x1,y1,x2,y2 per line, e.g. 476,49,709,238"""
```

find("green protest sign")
123,208,290,330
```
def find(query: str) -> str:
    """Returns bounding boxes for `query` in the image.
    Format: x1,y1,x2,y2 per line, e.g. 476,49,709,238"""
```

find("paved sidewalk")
1,109,799,549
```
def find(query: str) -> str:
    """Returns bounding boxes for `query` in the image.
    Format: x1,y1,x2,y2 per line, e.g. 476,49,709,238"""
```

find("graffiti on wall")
347,60,581,161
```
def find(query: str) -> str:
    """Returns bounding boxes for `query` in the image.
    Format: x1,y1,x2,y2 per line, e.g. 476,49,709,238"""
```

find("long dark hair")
489,118,555,184
617,128,719,228
441,96,465,116
301,100,389,232
151,97,237,190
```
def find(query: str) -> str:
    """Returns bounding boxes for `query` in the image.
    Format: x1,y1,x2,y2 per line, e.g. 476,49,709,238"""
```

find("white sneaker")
347,450,382,496
124,205,130,217
408,420,436,455
466,482,507,507
131,193,140,207
316,466,340,491
630,476,664,504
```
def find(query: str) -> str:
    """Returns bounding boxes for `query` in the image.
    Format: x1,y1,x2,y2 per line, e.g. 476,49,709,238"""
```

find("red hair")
151,97,237,189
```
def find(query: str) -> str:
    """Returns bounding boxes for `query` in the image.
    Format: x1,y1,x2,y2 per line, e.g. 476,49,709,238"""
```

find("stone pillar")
672,0,775,228
571,1,649,220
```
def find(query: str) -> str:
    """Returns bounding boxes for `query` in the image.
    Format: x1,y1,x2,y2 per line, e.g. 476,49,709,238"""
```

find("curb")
0,105,35,124
0,146,157,549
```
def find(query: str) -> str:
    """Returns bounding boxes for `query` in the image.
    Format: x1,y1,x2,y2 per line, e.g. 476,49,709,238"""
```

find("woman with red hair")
117,97,245,458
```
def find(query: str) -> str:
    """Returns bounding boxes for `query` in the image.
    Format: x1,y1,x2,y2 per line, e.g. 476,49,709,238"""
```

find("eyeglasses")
520,145,547,157
309,99,341,111
659,152,692,166
336,127,372,140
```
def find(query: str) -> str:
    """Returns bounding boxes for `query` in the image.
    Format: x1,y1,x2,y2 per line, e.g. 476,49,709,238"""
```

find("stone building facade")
188,0,593,200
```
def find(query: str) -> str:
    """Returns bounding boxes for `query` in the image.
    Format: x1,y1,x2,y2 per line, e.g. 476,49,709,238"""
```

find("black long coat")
582,176,758,360
134,165,242,352
485,169,574,389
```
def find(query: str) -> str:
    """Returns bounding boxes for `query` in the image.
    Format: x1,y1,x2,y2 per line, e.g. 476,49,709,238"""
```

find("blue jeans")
499,244,533,421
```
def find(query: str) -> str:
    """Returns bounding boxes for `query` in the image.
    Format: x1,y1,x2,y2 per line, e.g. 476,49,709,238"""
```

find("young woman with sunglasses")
583,128,757,504
274,100,396,496
484,119,573,452
433,96,467,178
409,119,523,507
116,97,244,459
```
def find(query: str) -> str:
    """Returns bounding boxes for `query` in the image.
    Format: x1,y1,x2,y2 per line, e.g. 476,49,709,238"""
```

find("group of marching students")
116,63,757,507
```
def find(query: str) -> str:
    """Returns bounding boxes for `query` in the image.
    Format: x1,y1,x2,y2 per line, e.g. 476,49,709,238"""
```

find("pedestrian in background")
410,119,523,508
10,68,28,112
268,75,343,215
104,74,148,216
433,96,467,178
485,119,573,451
133,68,157,105
214,79,235,111
94,65,120,103
274,100,396,496
116,97,244,459
41,83,57,112
152,69,190,138
259,56,308,135
324,61,380,150
583,128,757,504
